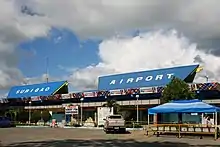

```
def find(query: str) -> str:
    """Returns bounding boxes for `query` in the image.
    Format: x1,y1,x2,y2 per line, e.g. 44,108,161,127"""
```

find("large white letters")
135,77,143,82
126,78,134,83
15,87,51,94
45,87,50,91
16,90,20,94
20,90,25,94
145,76,153,81
167,73,174,79
40,88,44,92
108,73,175,85
110,80,116,85
34,88,40,92
24,89,29,93
119,79,123,84
155,75,163,80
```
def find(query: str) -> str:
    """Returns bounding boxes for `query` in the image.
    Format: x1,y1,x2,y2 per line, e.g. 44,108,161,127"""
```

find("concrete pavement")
0,128,220,147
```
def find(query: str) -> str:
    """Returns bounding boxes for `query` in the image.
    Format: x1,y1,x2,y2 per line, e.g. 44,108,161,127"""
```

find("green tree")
17,111,29,123
102,99,121,114
5,108,20,122
31,110,41,124
41,110,52,123
119,110,131,121
161,77,195,104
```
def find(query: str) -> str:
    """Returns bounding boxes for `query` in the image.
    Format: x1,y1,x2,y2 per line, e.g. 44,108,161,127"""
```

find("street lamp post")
45,56,49,83
136,95,140,123
41,110,43,121
28,101,32,124
40,100,43,121
80,98,84,126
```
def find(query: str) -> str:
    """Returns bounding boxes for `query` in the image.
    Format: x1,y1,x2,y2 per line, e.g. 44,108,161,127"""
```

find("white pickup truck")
103,114,126,133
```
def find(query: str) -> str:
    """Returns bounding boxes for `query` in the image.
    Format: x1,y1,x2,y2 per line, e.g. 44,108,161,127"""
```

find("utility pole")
80,98,84,126
42,56,49,122
136,95,140,123
46,56,49,83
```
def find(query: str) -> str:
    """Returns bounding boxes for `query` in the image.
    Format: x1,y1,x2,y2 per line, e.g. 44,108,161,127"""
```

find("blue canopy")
148,99,220,114
7,81,68,98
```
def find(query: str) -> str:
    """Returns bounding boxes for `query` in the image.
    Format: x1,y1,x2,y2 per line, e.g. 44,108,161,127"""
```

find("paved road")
0,128,220,147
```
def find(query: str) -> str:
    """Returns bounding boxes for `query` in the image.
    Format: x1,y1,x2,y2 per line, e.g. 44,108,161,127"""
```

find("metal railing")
146,123,220,139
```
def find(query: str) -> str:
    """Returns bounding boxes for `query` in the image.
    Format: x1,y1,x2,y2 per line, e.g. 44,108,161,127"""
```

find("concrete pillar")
139,110,143,122
153,114,157,124
94,112,97,124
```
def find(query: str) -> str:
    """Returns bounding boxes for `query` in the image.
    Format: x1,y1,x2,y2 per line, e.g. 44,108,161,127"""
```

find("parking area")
0,128,220,147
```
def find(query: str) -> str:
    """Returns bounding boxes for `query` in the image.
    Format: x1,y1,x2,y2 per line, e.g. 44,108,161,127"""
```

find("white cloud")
30,0,220,44
0,0,51,90
1,0,220,91
68,64,115,90
68,30,220,90
23,74,61,85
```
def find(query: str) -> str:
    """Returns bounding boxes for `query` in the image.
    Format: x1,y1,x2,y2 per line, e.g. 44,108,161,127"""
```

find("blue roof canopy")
148,99,220,114
7,81,68,99
98,64,199,90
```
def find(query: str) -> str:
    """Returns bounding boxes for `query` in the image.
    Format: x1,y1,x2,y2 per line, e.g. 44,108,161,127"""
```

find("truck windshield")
109,116,122,119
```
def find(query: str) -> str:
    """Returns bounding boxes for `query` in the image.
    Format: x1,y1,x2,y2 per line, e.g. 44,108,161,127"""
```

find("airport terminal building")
3,64,220,123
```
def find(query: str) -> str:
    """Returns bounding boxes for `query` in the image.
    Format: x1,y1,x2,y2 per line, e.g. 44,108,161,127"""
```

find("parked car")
0,116,15,128
103,114,126,133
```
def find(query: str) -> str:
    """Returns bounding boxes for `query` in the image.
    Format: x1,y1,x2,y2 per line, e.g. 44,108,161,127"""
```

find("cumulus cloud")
26,0,220,90
0,0,51,90
22,74,61,85
68,30,220,90
1,0,220,91
68,64,116,90
29,0,220,50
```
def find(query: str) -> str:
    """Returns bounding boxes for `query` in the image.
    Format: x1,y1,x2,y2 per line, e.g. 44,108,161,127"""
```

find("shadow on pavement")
3,139,220,147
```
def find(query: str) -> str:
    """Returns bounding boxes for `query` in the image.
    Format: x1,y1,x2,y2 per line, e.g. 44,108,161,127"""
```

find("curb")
64,127,144,130
63,126,102,129
16,125,144,130
16,126,49,128
126,128,144,131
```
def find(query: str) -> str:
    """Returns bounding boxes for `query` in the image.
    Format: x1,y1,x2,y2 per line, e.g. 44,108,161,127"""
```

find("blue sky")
1,0,220,98
19,29,100,80
3,26,215,96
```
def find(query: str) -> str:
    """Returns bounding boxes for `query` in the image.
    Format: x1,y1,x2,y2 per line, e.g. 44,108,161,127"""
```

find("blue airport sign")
7,81,68,98
98,65,199,90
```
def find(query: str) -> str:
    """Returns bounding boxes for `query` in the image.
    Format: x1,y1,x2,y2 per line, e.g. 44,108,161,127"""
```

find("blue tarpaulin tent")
147,99,220,139
148,99,220,114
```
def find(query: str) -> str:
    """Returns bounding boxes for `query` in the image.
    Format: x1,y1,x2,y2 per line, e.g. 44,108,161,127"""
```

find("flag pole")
46,56,49,83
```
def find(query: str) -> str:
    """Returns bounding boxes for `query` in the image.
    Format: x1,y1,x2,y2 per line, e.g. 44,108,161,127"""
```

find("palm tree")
102,99,120,114
5,109,19,122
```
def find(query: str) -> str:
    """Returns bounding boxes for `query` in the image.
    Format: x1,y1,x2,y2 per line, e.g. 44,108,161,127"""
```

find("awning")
148,99,220,114
7,81,68,99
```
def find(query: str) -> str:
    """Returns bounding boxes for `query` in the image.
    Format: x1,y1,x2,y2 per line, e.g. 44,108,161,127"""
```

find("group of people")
202,115,214,126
